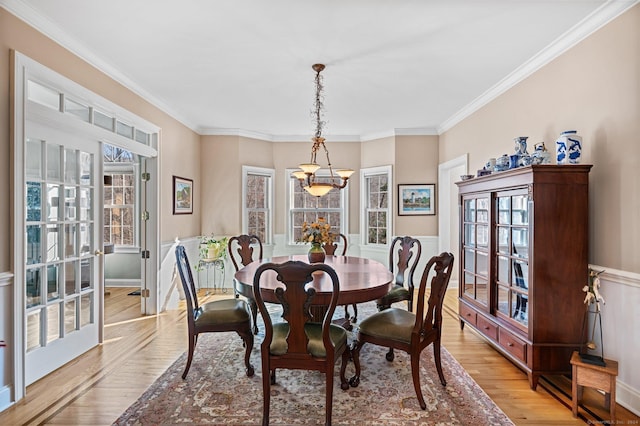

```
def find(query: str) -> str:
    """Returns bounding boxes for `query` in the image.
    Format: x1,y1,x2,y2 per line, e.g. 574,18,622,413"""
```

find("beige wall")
0,10,202,267
439,4,640,273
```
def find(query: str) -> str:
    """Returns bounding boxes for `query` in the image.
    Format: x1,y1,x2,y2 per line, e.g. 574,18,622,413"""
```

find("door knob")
95,250,104,256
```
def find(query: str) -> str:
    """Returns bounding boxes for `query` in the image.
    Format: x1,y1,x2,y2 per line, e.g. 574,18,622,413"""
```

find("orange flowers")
300,217,333,245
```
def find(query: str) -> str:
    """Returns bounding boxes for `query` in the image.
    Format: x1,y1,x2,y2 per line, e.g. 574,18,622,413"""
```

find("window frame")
285,168,349,246
242,165,274,245
360,165,392,247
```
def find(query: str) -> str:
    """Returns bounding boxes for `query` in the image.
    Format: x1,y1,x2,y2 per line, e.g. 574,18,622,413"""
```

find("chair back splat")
253,260,350,426
350,252,454,411
228,234,263,334
174,245,254,379
377,236,422,313
322,233,347,256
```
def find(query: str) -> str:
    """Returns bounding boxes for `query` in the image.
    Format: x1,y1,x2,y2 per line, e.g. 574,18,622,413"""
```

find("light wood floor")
0,287,636,425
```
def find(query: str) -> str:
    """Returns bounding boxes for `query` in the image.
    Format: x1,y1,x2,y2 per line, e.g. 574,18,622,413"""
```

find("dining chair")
175,244,254,379
321,233,357,322
228,234,263,334
349,252,455,410
253,260,350,426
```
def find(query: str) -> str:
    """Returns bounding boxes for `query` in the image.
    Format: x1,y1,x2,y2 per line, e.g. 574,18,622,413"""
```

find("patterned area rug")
115,302,514,425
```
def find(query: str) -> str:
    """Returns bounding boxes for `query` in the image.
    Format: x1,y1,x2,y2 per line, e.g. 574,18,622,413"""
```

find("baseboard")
104,279,141,288
617,380,640,417
0,384,12,411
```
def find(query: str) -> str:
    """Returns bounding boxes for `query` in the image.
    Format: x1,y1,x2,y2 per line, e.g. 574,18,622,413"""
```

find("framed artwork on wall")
398,184,436,216
173,176,193,215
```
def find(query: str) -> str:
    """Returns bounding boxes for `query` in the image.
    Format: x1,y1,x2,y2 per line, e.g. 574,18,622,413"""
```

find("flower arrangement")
583,268,605,311
299,217,334,245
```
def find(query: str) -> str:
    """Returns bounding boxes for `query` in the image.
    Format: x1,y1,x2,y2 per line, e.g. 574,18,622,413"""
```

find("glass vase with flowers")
299,217,334,263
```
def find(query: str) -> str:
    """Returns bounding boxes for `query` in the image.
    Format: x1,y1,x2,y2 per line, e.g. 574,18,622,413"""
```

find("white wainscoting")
590,264,640,415
0,272,14,411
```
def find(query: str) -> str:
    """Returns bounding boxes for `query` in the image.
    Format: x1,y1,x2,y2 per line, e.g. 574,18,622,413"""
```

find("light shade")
336,169,355,179
299,163,321,174
292,170,307,180
304,184,333,197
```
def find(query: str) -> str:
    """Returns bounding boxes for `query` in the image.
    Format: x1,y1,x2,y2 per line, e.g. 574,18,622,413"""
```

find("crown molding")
1,0,198,132
438,0,639,135
201,127,438,142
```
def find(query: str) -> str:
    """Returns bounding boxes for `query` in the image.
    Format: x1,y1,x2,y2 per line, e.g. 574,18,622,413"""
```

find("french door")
23,121,102,385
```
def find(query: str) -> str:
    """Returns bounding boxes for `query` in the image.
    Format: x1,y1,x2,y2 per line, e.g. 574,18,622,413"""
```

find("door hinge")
141,250,150,259
141,172,150,181
140,288,150,297
142,211,150,221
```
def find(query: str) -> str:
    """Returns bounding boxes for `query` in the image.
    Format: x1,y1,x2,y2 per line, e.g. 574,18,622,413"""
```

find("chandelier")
292,64,354,197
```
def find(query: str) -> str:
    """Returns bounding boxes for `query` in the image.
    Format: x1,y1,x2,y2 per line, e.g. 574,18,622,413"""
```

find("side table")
198,258,226,294
570,351,618,422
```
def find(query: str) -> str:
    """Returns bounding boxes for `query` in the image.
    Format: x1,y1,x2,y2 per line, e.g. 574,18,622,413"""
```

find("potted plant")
195,235,228,271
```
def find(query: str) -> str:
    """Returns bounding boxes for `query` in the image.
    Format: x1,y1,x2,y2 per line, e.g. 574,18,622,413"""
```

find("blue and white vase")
556,130,582,164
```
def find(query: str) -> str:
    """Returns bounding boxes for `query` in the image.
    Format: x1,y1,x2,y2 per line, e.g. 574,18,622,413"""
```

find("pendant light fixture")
292,64,354,197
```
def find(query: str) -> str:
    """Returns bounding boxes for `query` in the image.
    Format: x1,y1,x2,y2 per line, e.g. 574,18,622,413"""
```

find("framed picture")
398,184,436,216
173,176,193,215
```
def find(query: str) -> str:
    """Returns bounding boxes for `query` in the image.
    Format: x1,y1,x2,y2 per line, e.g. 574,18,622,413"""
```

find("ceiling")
3,0,633,140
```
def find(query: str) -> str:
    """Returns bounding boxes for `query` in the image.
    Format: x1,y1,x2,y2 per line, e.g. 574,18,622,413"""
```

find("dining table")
233,254,394,328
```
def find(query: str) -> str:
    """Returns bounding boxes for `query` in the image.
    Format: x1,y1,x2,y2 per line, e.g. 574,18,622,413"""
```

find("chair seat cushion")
195,298,251,326
377,285,411,306
270,322,347,357
358,308,416,344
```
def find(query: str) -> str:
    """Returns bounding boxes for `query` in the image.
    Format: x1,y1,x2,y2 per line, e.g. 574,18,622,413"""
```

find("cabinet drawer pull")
483,326,490,330
507,342,514,347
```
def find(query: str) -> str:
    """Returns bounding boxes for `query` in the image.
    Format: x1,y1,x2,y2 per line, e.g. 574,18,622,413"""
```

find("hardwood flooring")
0,287,636,425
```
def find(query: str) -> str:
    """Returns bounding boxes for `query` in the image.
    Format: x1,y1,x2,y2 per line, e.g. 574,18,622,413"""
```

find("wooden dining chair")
321,233,357,322
349,252,455,410
175,244,254,379
253,260,350,426
228,234,263,334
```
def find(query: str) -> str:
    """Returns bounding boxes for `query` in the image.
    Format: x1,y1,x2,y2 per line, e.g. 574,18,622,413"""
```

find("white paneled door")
23,122,101,385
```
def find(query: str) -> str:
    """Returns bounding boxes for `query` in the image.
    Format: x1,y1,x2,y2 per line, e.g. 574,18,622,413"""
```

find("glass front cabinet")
457,165,591,389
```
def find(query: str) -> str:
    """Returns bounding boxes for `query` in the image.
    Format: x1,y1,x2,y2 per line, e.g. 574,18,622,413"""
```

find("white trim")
242,166,275,245
0,273,13,287
590,264,640,289
104,278,142,288
438,154,468,255
438,0,639,134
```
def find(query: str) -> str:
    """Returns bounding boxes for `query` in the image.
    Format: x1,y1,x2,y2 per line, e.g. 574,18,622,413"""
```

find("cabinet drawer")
459,303,477,327
498,328,527,363
477,316,498,341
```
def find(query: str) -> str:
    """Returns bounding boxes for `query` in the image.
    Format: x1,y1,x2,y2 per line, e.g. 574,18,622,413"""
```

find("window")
103,145,138,247
242,166,274,244
361,166,392,245
288,171,348,244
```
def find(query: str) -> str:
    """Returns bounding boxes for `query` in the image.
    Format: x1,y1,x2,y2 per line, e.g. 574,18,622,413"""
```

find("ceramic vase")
308,242,326,263
556,130,582,164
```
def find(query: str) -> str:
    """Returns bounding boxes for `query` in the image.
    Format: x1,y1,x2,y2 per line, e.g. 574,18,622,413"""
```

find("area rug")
115,302,514,425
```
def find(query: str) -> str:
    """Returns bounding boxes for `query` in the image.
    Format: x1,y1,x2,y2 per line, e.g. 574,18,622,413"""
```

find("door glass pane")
497,227,509,254
26,311,42,352
497,285,509,315
46,303,60,344
64,148,77,184
498,196,510,224
46,224,60,262
512,291,528,325
464,224,475,247
464,249,475,273
26,268,42,308
79,188,92,220
64,187,77,221
65,224,77,257
497,256,509,283
80,224,92,256
26,139,42,179
80,259,91,290
476,277,488,305
79,151,92,185
47,144,62,181
477,252,488,276
65,261,77,295
463,272,474,297
47,184,60,221
64,299,77,334
477,224,489,248
27,182,42,221
464,199,475,221
26,225,42,265
80,293,92,327
47,264,60,301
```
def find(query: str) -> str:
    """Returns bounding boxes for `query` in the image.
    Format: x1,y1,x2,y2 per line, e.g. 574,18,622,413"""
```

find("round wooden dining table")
234,255,394,307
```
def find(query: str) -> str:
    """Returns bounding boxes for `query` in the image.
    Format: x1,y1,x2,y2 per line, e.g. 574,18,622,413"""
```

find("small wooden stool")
570,351,619,422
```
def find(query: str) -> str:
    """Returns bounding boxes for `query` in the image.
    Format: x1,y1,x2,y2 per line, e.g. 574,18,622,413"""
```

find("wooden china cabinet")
456,164,592,389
